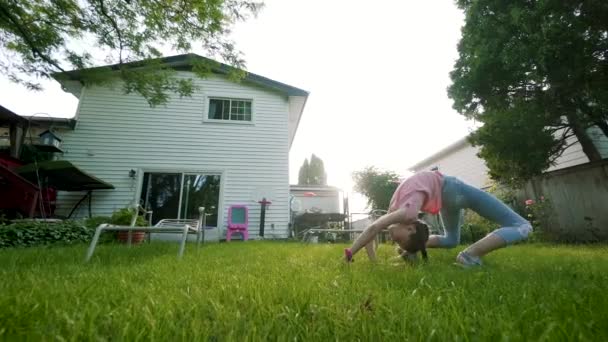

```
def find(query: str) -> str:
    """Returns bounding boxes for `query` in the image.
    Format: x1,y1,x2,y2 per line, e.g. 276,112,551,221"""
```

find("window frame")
204,95,255,125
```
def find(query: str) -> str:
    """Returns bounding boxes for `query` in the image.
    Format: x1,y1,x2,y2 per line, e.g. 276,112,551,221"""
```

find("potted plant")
111,207,148,244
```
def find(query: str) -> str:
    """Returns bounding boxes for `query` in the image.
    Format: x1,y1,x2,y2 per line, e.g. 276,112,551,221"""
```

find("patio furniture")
85,205,206,261
301,209,390,243
226,205,249,241
16,160,114,218
202,210,221,243
301,228,366,242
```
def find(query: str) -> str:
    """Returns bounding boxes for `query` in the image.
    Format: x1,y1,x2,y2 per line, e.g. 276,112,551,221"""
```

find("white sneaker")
401,251,418,262
456,251,482,268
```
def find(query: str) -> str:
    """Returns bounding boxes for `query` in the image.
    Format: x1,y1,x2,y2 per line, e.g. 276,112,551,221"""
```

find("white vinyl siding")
412,125,608,188
548,125,608,171
411,144,492,189
55,72,291,239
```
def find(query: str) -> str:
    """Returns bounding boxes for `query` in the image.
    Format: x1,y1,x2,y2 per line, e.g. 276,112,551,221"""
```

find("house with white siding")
46,54,309,240
409,126,608,188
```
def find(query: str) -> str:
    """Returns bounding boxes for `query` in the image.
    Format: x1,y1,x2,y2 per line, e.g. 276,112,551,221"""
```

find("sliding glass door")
180,174,221,226
140,172,221,226
140,173,181,224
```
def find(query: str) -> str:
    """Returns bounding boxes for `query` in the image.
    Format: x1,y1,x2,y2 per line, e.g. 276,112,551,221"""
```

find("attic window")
208,98,252,121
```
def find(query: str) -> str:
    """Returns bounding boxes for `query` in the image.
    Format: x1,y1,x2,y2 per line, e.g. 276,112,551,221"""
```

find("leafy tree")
298,154,327,185
308,154,327,185
471,101,565,184
0,0,263,106
352,166,399,211
297,158,310,185
449,0,608,184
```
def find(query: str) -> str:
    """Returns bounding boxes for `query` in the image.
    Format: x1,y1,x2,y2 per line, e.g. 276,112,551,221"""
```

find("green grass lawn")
1,241,607,341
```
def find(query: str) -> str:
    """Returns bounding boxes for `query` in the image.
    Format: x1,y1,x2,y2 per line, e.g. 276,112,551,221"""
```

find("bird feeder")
36,130,63,153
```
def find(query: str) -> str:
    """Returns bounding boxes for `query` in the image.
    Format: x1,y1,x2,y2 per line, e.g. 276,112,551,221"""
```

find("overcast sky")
0,0,477,213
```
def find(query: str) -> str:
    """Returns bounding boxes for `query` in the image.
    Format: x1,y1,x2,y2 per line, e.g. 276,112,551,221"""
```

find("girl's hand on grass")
344,248,354,263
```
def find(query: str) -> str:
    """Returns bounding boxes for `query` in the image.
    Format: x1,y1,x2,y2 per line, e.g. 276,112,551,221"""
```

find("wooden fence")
516,159,608,242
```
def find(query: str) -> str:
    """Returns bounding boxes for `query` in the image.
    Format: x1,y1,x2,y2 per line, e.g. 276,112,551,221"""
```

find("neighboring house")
409,126,608,188
45,54,308,239
0,107,76,157
0,105,28,158
410,137,491,188
289,185,342,214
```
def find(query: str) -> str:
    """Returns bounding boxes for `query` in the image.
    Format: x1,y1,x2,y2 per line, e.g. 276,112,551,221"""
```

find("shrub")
84,216,116,244
0,206,149,249
84,216,112,229
461,210,497,244
522,196,602,243
486,183,527,216
523,197,552,242
0,211,12,225
0,220,94,248
459,184,526,244
110,207,147,227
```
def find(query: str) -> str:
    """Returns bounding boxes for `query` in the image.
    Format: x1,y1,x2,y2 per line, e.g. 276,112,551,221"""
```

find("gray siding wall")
56,72,290,239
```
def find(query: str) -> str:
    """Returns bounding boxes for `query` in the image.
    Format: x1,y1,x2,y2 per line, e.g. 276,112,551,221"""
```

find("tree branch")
557,126,573,141
549,139,579,164
546,124,569,133
94,0,125,63
562,132,575,141
0,4,66,73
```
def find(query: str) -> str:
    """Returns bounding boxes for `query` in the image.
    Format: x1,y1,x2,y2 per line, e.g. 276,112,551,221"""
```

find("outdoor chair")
85,205,206,261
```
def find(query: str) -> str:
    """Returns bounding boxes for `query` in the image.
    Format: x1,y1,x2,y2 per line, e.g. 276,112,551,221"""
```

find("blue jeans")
436,176,532,247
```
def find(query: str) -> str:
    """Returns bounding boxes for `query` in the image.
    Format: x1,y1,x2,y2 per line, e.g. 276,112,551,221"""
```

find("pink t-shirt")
388,171,444,220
